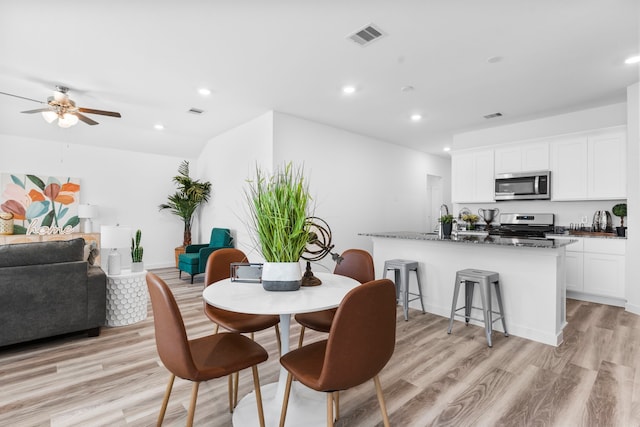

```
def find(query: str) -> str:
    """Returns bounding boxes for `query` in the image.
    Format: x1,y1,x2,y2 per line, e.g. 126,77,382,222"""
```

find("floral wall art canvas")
0,173,81,235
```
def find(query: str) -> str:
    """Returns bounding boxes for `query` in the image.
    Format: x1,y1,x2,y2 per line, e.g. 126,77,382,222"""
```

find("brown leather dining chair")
145,272,268,427
279,278,397,427
295,248,375,347
203,248,281,406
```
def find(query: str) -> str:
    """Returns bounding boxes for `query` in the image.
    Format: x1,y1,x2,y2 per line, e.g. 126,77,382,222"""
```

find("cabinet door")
550,137,588,200
583,252,625,298
451,149,494,203
521,142,549,172
474,150,495,202
494,146,522,174
588,130,627,199
565,251,584,292
451,153,475,203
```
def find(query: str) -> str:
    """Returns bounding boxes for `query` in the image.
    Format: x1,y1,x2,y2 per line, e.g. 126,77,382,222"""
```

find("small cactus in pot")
131,229,144,271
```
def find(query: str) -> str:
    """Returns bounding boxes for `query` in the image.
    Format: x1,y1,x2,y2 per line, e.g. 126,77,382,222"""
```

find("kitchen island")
360,231,577,346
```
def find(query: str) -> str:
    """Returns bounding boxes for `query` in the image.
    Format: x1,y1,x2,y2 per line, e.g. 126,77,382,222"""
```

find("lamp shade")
100,225,132,248
78,204,98,219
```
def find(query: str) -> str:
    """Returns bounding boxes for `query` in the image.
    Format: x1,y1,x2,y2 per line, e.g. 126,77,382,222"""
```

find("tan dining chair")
203,248,281,407
295,248,375,347
279,278,396,427
146,272,268,427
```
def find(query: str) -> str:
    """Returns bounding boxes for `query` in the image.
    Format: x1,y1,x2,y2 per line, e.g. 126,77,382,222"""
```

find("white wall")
196,111,451,274
196,112,274,260
0,134,190,269
453,103,627,150
626,83,640,314
272,112,451,273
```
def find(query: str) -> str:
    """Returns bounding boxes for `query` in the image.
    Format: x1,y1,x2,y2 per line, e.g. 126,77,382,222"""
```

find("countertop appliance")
490,213,555,239
592,210,613,232
495,171,550,201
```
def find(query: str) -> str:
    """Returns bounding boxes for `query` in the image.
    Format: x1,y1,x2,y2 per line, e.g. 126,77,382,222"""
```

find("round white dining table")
202,271,359,427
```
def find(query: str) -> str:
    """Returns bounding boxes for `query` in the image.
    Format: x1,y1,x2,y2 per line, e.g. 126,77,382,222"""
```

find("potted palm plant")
245,162,312,291
159,160,212,267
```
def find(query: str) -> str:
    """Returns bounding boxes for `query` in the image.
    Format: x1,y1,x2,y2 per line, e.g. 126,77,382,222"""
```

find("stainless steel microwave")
494,171,550,200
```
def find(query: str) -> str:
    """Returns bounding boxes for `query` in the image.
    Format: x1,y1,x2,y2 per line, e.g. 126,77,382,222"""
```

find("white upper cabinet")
588,129,627,199
550,136,589,200
495,141,549,174
451,149,495,203
550,127,626,201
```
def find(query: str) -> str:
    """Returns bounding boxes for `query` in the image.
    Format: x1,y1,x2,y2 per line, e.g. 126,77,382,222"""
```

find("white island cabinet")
362,232,573,347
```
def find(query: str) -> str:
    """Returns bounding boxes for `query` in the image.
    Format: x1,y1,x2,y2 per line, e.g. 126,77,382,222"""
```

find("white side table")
105,269,148,327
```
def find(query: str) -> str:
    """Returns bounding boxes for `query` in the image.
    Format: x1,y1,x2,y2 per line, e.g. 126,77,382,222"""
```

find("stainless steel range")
490,213,555,239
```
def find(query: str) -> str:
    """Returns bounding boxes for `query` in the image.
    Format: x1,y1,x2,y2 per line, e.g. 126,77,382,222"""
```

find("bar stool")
447,268,508,347
383,259,425,321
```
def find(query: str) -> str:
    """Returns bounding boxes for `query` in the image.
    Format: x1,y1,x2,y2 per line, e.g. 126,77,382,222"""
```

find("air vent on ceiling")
483,112,503,119
188,108,204,115
348,23,385,46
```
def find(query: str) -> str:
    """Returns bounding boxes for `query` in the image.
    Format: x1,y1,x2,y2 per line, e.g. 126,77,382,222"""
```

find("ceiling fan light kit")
0,85,121,128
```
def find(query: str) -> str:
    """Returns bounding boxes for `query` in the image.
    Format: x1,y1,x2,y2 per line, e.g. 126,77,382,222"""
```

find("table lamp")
100,225,132,275
78,204,98,233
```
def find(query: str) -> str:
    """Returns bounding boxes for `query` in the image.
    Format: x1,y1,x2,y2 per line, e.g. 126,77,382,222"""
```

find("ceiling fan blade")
75,112,99,126
0,91,45,104
21,108,53,114
78,107,121,118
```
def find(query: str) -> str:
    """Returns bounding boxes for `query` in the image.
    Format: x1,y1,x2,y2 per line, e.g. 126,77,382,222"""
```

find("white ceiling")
0,1,638,158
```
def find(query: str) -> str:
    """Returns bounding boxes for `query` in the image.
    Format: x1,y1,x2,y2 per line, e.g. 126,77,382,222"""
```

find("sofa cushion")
0,238,84,268
178,253,199,265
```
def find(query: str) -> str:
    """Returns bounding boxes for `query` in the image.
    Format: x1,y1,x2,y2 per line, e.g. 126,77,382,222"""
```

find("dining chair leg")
233,371,240,408
275,325,282,356
334,391,340,420
326,392,335,427
157,373,175,426
279,372,294,427
297,325,306,348
214,324,219,334
252,365,266,427
373,375,390,427
227,375,234,413
186,381,200,427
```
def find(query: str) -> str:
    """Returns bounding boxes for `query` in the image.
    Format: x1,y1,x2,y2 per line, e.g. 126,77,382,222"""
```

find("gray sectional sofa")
0,238,107,347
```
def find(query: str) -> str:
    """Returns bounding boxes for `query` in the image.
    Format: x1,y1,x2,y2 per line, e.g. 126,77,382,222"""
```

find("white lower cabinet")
553,237,626,304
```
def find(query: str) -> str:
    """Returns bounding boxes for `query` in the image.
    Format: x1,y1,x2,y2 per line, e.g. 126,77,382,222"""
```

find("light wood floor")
1,267,640,426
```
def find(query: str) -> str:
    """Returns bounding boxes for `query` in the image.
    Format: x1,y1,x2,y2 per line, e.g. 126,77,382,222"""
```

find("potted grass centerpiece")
245,162,312,291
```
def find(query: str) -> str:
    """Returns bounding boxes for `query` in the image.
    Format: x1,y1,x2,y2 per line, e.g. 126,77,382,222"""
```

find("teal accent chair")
178,228,234,283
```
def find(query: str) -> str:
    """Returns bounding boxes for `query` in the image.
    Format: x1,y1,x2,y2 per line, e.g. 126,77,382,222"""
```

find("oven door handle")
534,176,540,194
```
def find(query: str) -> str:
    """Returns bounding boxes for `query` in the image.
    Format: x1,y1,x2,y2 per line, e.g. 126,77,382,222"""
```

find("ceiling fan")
0,85,121,127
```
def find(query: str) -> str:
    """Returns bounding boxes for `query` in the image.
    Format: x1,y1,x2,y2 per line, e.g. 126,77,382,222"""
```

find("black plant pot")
442,223,453,237
616,226,627,237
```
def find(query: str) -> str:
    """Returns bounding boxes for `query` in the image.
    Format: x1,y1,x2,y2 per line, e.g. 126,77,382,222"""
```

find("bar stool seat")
447,268,508,347
383,259,425,321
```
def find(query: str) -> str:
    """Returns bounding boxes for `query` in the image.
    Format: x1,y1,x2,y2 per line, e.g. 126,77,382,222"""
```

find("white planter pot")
261,261,302,291
131,262,144,273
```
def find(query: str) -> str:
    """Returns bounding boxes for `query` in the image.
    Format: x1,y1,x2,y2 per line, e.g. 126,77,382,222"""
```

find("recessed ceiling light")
198,88,211,96
154,124,164,130
443,147,451,152
487,56,503,64
410,114,422,122
625,55,640,64
401,85,415,92
342,85,356,95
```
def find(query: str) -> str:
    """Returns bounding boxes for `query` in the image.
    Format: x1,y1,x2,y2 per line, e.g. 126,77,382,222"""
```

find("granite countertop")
360,231,577,249
546,232,626,240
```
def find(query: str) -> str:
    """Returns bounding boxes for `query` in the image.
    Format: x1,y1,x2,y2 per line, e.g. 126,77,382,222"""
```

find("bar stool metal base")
383,259,425,321
447,268,508,347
